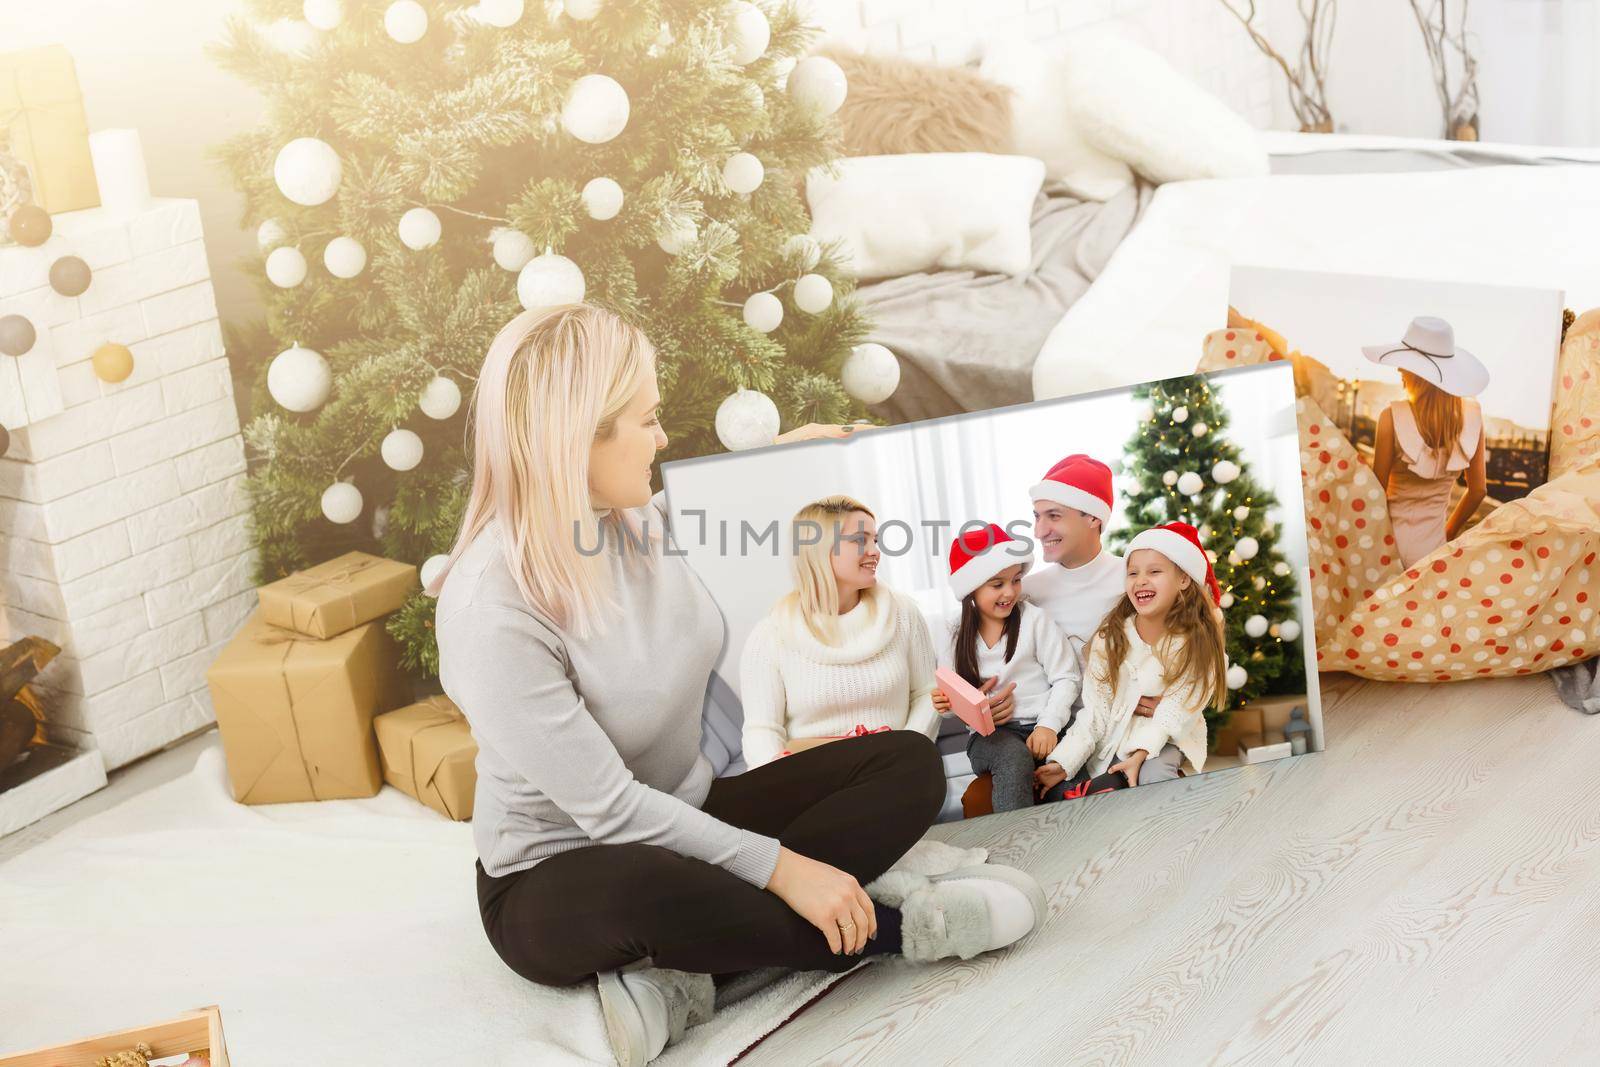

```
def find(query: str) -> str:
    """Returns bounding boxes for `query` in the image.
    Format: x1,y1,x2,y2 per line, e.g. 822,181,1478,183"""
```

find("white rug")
0,738,982,1064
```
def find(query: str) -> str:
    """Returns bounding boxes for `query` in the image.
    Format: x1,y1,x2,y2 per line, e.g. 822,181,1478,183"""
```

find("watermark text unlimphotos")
574,511,1037,560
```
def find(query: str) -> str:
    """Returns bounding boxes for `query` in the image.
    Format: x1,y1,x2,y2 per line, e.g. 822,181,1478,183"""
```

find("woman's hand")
1109,749,1149,786
765,846,877,956
981,677,1017,725
773,421,880,445
1026,725,1057,760
931,688,951,714
1134,694,1161,718
1033,761,1068,796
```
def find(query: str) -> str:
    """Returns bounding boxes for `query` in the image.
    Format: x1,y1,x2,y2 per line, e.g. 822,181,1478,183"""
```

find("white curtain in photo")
1474,0,1600,146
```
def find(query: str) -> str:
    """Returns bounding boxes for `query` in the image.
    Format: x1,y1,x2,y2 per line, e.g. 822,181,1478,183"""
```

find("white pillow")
806,153,1046,279
1058,29,1268,185
978,38,1135,202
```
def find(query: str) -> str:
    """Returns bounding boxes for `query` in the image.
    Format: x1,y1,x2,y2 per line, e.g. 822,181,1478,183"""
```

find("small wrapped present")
206,609,408,804
256,550,419,640
0,45,98,215
375,694,478,820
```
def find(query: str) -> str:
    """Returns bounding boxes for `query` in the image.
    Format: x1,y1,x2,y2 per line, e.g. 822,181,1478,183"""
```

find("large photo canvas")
663,362,1323,823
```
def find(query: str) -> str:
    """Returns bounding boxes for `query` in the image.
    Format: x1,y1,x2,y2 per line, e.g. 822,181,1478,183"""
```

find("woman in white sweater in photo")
431,306,1046,1067
739,496,942,768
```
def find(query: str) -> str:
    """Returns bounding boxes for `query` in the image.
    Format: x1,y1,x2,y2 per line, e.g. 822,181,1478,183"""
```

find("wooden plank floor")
748,673,1600,1065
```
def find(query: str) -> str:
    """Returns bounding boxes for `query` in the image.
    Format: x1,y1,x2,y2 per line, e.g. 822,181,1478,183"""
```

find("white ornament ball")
1207,549,1219,565
742,291,783,333
265,246,308,288
723,152,764,195
564,0,600,18
304,0,342,30
562,74,630,144
384,0,428,43
1273,561,1291,577
381,428,425,471
1228,550,1241,566
1176,471,1204,496
323,235,367,279
1233,505,1250,521
841,342,900,405
1279,619,1302,642
517,251,586,309
1213,460,1240,485
724,1,770,65
1191,422,1208,437
420,553,450,595
321,480,364,524
1133,400,1154,423
788,55,848,116
581,176,624,220
491,229,536,271
257,217,288,251
656,217,698,256
477,0,525,27
1244,614,1269,638
793,273,833,314
783,233,821,270
398,207,442,250
1162,470,1178,487
1235,536,1260,561
1253,575,1267,590
274,137,342,206
1219,592,1235,609
1172,405,1189,423
1198,523,1212,541
715,389,780,451
1226,664,1248,690
419,375,462,420
267,344,331,412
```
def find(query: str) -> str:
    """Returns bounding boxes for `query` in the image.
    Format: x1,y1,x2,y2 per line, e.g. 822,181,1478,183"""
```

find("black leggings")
477,729,947,987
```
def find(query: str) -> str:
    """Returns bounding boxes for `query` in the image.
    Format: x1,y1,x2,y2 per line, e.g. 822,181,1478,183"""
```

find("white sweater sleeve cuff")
729,829,783,888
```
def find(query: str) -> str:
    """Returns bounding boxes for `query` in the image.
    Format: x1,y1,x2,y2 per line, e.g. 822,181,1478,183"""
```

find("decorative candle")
88,129,152,220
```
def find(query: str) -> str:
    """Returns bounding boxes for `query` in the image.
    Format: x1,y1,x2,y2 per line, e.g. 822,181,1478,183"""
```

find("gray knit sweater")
435,491,782,888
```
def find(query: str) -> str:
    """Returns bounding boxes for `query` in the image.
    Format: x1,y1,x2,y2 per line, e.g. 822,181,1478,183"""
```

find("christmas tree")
210,0,872,677
1110,372,1306,722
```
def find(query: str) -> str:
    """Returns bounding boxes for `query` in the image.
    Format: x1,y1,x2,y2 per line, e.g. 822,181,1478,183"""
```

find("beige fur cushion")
820,47,1012,157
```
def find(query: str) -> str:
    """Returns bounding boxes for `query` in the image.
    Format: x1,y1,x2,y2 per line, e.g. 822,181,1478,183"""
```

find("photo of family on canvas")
664,361,1323,826
1225,266,1565,569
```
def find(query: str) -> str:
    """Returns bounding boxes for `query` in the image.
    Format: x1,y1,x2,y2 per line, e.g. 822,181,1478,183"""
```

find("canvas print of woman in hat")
1365,316,1490,567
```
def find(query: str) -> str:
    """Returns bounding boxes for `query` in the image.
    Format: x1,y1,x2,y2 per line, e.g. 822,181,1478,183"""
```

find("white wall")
804,0,1278,128
1,1,265,328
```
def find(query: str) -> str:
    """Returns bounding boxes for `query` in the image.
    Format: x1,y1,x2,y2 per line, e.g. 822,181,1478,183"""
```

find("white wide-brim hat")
1361,315,1489,398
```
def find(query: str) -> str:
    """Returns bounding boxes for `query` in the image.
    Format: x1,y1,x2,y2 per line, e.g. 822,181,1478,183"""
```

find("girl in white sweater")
1034,522,1228,802
931,523,1080,813
740,495,940,768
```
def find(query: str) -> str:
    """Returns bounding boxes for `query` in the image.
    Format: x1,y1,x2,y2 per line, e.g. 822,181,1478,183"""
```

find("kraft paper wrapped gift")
0,45,99,216
375,694,478,820
206,609,408,805
257,551,419,640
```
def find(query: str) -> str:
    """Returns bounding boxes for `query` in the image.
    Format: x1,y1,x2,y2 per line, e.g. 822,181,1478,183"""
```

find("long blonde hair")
426,303,656,639
1400,369,1464,452
1094,576,1228,714
779,495,880,645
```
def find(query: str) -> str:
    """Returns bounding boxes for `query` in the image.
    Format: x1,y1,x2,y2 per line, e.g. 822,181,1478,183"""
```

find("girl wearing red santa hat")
1033,522,1228,803
931,523,1081,813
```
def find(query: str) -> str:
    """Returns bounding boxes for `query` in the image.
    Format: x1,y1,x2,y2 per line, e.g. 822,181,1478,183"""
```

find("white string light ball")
385,0,428,43
787,55,848,115
257,218,288,251
420,553,450,594
1162,470,1178,487
1213,460,1240,485
715,389,780,451
323,236,366,279
1176,471,1203,496
563,0,601,19
265,246,308,288
1235,536,1260,560
792,273,833,314
562,74,629,143
475,0,525,27
321,480,364,524
656,217,698,256
722,152,764,195
381,428,425,471
783,233,821,270
491,228,536,271
267,343,331,412
723,1,770,65
304,0,342,30
398,207,442,250
274,137,342,206
841,342,899,405
742,292,782,333
517,251,585,309
581,176,624,220
1171,405,1189,423
419,375,462,420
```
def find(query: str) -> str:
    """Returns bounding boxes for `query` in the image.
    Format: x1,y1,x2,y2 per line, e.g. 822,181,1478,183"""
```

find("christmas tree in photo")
212,0,874,677
1111,372,1306,723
